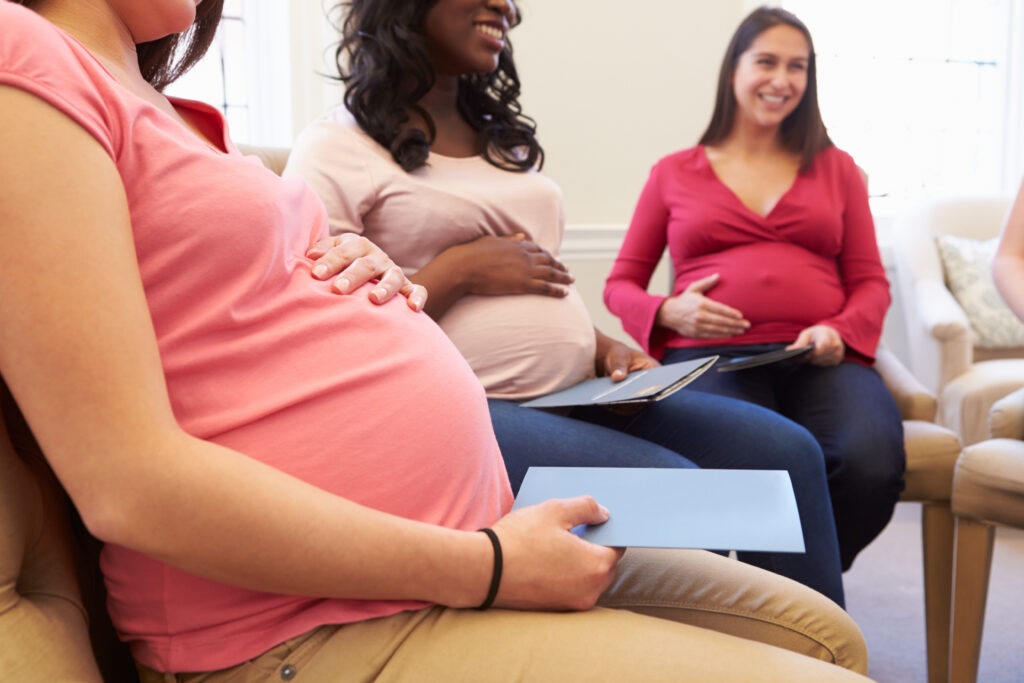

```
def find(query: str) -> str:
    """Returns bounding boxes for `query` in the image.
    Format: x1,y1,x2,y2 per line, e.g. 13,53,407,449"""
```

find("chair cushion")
952,438,1024,527
939,359,1024,446
901,420,963,502
0,421,103,681
935,234,1024,348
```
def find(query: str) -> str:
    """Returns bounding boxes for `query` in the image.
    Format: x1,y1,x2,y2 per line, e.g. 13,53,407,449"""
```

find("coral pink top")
0,4,511,673
604,145,890,362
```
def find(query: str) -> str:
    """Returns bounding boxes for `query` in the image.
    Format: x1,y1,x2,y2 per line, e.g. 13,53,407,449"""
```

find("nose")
770,66,789,90
486,0,518,25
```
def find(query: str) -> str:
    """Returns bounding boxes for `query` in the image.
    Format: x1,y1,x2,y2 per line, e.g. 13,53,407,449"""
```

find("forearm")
993,254,1024,321
409,246,472,320
994,181,1024,321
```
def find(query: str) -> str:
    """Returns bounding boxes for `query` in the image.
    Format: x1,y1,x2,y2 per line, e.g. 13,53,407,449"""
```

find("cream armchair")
949,388,1024,683
893,196,1024,445
875,348,963,683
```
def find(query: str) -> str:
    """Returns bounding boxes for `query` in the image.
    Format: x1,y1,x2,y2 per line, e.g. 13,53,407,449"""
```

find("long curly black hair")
14,0,225,91
333,0,543,172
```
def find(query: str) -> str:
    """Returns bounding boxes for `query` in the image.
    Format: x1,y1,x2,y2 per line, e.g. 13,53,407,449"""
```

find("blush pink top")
0,4,511,673
284,110,597,400
604,145,890,362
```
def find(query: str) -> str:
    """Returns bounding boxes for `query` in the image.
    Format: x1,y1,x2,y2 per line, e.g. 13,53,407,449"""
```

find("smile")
475,23,504,40
760,94,787,104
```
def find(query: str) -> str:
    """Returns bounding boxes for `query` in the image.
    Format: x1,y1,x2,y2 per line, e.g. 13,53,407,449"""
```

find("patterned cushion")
936,234,1024,348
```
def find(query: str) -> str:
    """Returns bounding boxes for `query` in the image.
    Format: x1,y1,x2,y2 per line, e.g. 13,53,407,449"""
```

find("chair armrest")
876,347,937,422
907,279,974,392
988,386,1024,440
914,279,971,341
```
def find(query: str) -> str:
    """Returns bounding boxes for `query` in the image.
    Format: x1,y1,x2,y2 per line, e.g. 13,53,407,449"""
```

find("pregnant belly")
681,243,846,327
439,287,597,400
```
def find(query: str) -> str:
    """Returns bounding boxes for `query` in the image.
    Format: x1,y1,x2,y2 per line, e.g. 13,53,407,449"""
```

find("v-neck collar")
697,145,801,221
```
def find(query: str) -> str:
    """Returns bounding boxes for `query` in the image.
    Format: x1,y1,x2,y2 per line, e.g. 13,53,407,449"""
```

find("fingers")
399,281,428,312
555,495,611,529
786,329,813,351
362,265,407,303
684,272,722,294
795,326,845,366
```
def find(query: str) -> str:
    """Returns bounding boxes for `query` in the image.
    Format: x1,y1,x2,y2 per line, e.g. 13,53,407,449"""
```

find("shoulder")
288,106,394,174
0,4,121,155
1,4,98,85
648,146,706,182
810,145,861,179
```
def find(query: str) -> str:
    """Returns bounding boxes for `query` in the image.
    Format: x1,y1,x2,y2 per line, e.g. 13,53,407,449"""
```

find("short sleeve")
0,3,120,159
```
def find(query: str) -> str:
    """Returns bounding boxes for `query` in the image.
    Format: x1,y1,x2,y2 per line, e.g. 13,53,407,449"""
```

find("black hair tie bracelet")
475,528,503,610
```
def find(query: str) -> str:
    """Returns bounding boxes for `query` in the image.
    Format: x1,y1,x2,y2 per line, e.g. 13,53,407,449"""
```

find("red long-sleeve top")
604,145,890,363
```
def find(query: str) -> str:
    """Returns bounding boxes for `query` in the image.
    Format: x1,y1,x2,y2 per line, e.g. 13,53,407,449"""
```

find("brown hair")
699,6,831,170
13,0,226,91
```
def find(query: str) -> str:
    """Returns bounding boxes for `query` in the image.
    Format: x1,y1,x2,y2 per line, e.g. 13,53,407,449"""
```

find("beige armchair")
893,196,1024,446
949,387,1024,683
875,348,964,683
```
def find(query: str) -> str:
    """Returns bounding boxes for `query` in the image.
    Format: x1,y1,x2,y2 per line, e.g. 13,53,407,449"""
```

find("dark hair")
699,6,831,170
13,0,225,91
334,0,543,173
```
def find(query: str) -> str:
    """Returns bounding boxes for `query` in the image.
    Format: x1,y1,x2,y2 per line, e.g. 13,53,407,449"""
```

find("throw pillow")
936,234,1024,348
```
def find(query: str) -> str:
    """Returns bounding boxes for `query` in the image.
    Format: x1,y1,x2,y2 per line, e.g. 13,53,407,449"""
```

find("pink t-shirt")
284,110,597,400
0,4,512,673
604,145,890,362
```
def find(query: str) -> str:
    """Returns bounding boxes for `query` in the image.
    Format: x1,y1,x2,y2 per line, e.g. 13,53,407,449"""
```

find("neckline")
45,16,231,156
698,145,801,220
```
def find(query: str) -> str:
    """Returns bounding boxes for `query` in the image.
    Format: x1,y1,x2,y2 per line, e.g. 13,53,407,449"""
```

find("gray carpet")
843,502,1024,682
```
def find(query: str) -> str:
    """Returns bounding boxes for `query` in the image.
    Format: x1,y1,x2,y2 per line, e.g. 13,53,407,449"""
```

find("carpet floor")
843,502,1024,682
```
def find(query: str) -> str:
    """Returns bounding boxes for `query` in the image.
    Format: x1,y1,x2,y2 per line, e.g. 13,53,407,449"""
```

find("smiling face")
421,0,517,76
731,24,810,132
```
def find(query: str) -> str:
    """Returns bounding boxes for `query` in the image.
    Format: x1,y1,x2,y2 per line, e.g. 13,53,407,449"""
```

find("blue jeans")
488,384,846,608
663,345,906,571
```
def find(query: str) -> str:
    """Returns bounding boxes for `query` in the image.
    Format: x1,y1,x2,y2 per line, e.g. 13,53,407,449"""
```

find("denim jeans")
663,345,906,571
488,379,846,608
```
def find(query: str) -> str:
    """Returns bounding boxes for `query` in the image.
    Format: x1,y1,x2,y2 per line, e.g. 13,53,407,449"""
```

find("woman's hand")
307,233,427,311
789,324,845,366
656,273,749,339
489,496,624,611
457,233,575,298
594,328,659,382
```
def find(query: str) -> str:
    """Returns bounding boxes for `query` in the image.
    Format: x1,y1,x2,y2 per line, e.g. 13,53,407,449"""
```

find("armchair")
892,196,1024,446
949,387,1024,683
875,348,963,683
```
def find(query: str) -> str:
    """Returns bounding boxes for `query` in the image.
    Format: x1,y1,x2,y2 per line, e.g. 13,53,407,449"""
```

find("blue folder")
512,467,805,553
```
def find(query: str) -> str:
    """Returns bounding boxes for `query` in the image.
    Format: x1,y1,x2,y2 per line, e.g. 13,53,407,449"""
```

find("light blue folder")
512,467,805,553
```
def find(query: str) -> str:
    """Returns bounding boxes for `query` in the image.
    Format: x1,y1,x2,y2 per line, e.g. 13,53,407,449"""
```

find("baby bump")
439,287,597,400
679,242,846,327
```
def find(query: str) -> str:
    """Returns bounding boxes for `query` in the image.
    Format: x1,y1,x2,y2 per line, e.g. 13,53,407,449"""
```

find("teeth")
761,94,785,104
475,24,503,39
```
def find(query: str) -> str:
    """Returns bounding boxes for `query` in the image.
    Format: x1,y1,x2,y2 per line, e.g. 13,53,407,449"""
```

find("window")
165,0,293,146
782,0,1023,200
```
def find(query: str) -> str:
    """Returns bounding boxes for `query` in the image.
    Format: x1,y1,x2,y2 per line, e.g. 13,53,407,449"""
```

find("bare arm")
0,86,617,611
402,234,574,320
993,180,1024,322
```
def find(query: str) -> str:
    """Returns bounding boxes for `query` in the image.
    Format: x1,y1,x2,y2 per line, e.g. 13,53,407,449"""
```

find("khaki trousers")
140,549,871,682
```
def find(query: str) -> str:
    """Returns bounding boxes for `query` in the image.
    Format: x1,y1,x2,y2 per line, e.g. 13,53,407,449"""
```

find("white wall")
511,2,756,341
512,1,749,226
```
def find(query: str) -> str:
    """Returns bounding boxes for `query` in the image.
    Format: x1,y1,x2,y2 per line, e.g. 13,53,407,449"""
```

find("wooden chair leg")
949,517,996,683
921,503,954,683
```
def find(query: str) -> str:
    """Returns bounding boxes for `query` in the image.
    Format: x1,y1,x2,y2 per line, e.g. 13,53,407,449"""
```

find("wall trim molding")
561,223,627,260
